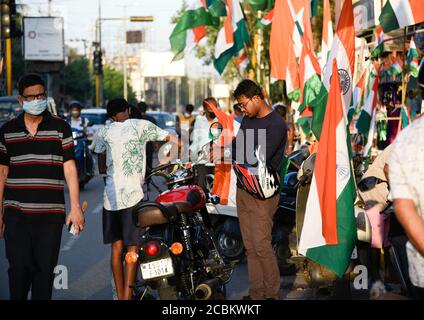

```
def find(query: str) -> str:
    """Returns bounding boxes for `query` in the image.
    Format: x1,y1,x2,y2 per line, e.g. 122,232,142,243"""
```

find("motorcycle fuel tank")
156,185,206,210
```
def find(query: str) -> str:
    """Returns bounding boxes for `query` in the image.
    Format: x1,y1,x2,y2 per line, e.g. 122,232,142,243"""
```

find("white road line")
60,202,103,252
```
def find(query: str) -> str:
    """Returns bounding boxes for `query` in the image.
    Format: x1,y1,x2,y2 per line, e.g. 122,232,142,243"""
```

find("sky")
17,0,215,77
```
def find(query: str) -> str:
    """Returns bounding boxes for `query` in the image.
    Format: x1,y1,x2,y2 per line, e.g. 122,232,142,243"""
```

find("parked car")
81,108,110,142
0,96,22,127
148,111,177,135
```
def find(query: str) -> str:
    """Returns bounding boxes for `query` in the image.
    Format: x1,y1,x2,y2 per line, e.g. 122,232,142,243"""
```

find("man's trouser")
4,215,63,300
236,188,280,300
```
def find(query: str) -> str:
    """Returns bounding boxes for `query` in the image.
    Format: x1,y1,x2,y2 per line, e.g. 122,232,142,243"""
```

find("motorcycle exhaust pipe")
194,277,223,300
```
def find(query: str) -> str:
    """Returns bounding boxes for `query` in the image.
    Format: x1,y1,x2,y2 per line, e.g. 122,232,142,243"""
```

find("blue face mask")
23,99,48,116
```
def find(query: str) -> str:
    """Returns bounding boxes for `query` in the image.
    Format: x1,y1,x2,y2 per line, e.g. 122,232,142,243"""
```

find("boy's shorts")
103,205,142,246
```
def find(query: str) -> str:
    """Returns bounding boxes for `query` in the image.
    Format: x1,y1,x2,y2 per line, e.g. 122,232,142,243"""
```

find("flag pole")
399,27,407,133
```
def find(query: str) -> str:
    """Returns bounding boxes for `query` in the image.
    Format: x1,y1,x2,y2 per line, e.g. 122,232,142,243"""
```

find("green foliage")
101,65,137,105
64,49,91,103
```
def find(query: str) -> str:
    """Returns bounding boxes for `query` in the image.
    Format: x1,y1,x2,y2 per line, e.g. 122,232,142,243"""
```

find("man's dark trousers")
4,214,63,300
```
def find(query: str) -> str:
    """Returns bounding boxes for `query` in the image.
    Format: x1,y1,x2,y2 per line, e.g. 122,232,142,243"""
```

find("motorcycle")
128,145,233,300
72,127,93,189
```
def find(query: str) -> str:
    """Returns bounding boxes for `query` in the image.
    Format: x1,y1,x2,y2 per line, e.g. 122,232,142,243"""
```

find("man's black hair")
69,101,83,111
273,103,287,119
17,74,45,95
185,104,194,113
129,104,142,119
106,98,129,117
137,101,148,114
233,79,264,100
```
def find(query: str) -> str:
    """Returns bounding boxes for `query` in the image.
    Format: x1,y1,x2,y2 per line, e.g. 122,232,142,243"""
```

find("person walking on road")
92,98,179,300
0,73,85,300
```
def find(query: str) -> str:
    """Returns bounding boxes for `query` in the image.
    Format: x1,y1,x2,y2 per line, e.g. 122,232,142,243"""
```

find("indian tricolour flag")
356,64,380,136
299,31,321,113
257,9,274,28
379,0,424,33
169,0,218,60
320,0,333,71
406,36,420,78
311,0,355,140
298,59,356,277
236,49,249,71
203,99,240,206
371,26,384,58
214,0,250,74
347,70,366,124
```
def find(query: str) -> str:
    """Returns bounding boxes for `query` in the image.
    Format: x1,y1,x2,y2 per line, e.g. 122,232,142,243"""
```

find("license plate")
140,258,174,280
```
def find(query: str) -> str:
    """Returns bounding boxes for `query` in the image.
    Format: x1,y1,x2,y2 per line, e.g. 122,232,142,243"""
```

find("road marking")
60,202,103,252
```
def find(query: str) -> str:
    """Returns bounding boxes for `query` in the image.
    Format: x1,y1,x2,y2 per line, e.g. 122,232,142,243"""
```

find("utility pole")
48,0,52,16
123,7,128,100
1,0,13,95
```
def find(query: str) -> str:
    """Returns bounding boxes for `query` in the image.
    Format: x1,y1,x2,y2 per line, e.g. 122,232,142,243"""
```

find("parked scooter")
356,176,413,297
72,127,93,189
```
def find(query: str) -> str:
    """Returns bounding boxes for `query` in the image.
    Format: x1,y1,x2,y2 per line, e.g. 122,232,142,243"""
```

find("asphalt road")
0,174,371,300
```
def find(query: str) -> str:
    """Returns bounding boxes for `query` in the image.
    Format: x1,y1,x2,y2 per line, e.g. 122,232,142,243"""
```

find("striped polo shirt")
0,111,75,223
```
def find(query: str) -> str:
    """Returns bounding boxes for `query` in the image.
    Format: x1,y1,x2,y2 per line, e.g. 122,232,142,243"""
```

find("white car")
81,108,110,141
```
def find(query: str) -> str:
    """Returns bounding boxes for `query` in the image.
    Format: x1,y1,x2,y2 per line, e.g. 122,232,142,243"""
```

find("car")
148,111,177,135
0,96,22,127
81,108,110,141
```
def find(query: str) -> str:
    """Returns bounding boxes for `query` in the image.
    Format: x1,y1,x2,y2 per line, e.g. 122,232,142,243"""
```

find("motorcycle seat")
133,201,194,228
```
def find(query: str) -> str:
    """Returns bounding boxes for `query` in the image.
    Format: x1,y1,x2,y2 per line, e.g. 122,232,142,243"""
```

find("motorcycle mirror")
357,176,385,192
209,122,223,141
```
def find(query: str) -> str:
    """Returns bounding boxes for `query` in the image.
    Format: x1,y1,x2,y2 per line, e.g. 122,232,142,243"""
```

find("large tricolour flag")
379,0,424,33
214,0,250,74
298,60,356,277
169,0,218,60
311,0,355,140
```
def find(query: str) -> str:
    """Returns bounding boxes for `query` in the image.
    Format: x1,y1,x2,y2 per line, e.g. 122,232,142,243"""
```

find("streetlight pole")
94,6,153,105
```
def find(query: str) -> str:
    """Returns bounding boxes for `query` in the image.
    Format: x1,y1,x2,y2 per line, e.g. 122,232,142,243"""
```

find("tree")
101,65,137,106
64,49,91,103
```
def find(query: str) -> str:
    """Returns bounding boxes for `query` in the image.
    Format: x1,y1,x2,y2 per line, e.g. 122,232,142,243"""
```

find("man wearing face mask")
0,74,84,300
68,101,90,132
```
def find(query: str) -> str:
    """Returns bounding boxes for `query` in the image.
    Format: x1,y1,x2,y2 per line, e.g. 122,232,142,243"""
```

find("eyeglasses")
21,92,47,101
237,98,253,110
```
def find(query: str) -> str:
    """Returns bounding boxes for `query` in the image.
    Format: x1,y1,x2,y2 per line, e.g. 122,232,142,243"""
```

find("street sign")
126,30,143,44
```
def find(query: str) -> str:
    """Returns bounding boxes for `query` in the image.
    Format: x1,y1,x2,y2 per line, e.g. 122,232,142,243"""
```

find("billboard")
140,52,185,77
23,17,65,61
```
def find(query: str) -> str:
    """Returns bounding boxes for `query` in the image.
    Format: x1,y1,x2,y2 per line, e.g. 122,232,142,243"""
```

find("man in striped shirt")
0,74,85,300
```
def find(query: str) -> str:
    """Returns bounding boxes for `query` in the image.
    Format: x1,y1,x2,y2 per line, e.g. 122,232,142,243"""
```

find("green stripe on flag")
356,110,372,135
379,1,400,33
310,85,329,141
170,8,219,60
245,0,275,11
306,177,357,277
